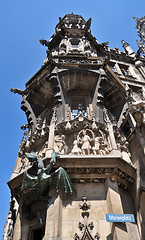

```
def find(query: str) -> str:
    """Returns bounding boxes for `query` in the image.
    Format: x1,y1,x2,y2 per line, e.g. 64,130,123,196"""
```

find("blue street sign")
106,214,135,222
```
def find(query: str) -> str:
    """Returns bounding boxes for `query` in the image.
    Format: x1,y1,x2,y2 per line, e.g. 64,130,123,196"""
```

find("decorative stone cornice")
66,167,134,187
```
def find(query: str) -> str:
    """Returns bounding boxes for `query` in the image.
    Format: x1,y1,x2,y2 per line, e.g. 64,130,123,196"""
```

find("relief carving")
79,196,90,211
74,197,100,240
54,118,110,155
70,128,110,155
71,133,82,155
54,134,66,154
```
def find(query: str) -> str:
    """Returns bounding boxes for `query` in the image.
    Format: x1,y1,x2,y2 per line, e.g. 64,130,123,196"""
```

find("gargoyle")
10,88,25,96
21,152,74,220
39,39,50,48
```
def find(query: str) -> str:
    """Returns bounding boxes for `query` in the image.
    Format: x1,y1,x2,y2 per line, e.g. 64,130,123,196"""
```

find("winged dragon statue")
21,152,74,223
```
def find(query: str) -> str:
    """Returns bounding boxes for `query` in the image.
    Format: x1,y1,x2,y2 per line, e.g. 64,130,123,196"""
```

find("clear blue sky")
0,0,145,237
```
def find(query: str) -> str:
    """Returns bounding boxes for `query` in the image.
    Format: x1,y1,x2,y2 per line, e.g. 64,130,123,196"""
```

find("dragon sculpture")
21,152,74,226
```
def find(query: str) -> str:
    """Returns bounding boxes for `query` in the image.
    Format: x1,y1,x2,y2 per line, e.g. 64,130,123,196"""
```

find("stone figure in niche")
121,141,131,163
92,136,100,155
36,116,43,130
99,137,110,155
54,134,66,154
92,130,110,155
59,37,68,55
82,37,91,56
78,129,94,155
71,134,82,155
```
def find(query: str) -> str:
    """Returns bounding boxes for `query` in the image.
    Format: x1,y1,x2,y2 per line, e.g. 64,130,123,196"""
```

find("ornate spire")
121,40,135,57
134,16,145,55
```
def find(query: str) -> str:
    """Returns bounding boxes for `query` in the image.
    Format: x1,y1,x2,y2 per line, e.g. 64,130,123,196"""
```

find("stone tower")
3,14,145,240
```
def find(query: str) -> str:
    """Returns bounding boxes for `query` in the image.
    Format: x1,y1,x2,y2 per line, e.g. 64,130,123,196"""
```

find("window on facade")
109,63,116,73
72,109,78,119
28,228,43,240
70,94,87,119
72,45,78,49
70,38,80,50
122,121,132,138
72,107,85,119
119,64,130,76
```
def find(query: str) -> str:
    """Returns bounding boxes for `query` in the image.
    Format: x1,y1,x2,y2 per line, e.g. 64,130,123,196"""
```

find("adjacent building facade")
3,14,145,240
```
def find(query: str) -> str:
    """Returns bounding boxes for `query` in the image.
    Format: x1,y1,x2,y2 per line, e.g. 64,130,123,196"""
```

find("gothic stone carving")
20,116,49,155
134,16,145,55
66,167,134,188
126,85,145,104
131,103,145,127
54,134,66,154
79,196,90,211
54,117,110,155
74,197,100,240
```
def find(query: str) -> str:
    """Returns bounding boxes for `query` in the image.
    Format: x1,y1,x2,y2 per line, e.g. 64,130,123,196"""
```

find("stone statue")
79,129,92,155
10,88,24,95
21,152,74,220
99,137,110,155
54,134,66,154
71,137,81,155
39,39,50,48
92,136,100,155
82,37,91,56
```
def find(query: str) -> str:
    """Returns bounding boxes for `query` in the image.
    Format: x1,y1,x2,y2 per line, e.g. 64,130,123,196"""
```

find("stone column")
105,177,129,240
46,108,57,158
44,194,62,240
103,108,118,152
20,223,29,240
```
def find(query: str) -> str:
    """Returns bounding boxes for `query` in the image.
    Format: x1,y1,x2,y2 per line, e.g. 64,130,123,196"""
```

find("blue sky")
0,0,145,237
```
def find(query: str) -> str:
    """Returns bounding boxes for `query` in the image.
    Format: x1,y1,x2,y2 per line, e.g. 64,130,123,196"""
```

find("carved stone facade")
4,14,145,239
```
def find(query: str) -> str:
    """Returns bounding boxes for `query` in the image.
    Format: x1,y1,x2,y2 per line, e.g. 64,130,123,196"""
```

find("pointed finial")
85,18,92,30
121,40,135,57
